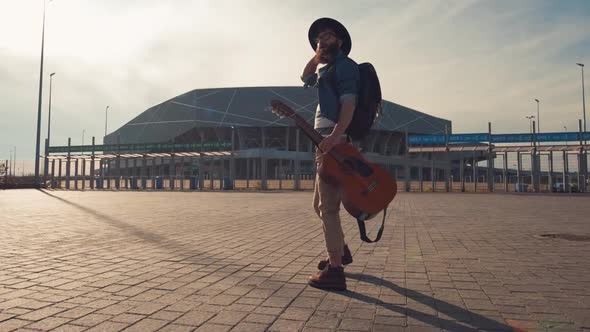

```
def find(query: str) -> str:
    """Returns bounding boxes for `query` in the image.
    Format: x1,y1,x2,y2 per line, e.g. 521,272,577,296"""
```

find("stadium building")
101,86,461,190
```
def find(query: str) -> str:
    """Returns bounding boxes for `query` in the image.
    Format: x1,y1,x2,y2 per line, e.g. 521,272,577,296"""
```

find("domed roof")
105,86,450,144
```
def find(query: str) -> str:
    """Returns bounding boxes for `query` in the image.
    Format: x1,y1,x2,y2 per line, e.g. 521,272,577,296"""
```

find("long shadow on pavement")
344,273,513,332
37,189,196,249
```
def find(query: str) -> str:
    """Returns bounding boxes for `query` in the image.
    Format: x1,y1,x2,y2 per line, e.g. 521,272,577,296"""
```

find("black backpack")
328,61,382,140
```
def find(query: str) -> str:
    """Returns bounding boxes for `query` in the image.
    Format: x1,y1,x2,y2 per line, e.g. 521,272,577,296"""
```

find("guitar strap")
356,206,387,243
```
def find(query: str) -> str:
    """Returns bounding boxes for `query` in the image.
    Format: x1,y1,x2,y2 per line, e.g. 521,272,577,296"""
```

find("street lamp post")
34,0,50,187
47,72,56,145
104,105,110,138
13,146,16,178
44,72,56,182
82,129,85,155
526,115,535,147
578,63,586,143
577,63,587,192
8,148,12,177
564,126,568,146
534,99,540,134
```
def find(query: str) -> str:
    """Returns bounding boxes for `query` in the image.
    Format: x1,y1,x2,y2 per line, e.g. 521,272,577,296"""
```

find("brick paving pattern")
0,189,589,331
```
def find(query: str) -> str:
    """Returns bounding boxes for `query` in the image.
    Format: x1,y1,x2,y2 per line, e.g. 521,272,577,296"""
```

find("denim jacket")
301,51,359,127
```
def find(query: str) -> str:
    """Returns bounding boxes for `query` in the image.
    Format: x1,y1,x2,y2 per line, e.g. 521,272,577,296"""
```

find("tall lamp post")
534,99,540,133
104,105,110,138
44,72,56,182
564,126,568,147
577,63,586,143
526,115,535,147
47,72,56,145
577,63,587,192
82,129,86,155
34,0,51,187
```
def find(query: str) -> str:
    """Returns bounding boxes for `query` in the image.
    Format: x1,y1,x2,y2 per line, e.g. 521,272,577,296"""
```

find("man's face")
315,28,342,64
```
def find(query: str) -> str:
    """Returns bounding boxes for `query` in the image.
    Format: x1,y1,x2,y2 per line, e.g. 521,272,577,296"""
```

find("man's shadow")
342,273,513,332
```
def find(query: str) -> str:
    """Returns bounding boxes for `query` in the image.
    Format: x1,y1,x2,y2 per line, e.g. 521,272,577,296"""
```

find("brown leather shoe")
308,265,346,291
317,244,353,270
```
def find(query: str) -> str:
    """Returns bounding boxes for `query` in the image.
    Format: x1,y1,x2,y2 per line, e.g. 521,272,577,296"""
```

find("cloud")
1,0,589,173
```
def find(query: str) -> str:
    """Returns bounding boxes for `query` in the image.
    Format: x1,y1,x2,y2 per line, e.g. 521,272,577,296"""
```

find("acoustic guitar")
270,99,397,242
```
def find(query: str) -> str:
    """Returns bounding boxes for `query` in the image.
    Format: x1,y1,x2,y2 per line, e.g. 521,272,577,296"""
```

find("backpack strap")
356,206,387,243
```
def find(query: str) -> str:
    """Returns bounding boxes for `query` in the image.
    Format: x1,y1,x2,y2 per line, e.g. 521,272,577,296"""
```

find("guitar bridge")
362,181,378,195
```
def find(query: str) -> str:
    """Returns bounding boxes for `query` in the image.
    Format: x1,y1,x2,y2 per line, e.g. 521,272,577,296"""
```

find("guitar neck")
289,113,324,147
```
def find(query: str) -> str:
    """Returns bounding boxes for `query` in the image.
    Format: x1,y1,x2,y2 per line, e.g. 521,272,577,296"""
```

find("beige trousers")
312,139,348,258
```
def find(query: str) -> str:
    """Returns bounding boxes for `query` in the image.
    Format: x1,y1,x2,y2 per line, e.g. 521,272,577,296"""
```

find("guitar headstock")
270,100,296,119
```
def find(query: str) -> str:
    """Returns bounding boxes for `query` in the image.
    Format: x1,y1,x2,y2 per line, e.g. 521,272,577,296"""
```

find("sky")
1,0,589,174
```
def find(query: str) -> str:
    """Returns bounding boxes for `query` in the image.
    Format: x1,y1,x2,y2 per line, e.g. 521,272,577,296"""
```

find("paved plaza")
0,190,589,332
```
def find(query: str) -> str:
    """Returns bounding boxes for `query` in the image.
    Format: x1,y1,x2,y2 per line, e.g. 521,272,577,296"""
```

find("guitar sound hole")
342,158,373,177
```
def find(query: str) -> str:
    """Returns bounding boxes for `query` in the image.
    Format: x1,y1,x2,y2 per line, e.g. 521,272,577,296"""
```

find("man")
301,18,359,290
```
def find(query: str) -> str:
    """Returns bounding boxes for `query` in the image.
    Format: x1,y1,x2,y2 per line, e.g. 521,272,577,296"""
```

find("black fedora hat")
308,17,352,56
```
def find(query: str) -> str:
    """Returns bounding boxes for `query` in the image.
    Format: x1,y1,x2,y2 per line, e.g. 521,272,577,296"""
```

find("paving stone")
1,191,589,332
25,316,71,330
338,318,373,331
0,319,33,331
268,319,305,332
121,318,169,332
85,321,130,332
69,313,112,327
230,322,269,332
173,310,216,326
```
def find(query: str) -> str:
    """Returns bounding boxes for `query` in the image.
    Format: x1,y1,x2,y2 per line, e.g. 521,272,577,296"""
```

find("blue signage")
408,132,590,145
448,133,489,143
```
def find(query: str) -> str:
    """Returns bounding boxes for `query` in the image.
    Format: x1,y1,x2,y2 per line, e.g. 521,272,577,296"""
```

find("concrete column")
151,158,157,189
99,159,103,189
106,159,111,189
404,130,410,192
81,159,86,190
444,151,450,192
169,155,175,190
197,155,203,190
246,158,250,189
90,158,95,190
531,150,539,193
460,157,465,192
43,138,49,184
431,159,435,191
207,158,212,189
578,152,583,192
487,151,494,192
74,159,79,190
582,151,588,193
548,152,554,191
58,159,62,188
503,152,508,192
141,156,147,190
51,159,56,188
66,138,71,190
295,129,301,190
419,165,424,192
220,158,224,190
516,151,522,191
115,155,120,190
473,153,478,192
231,128,235,188
278,161,283,190
261,127,267,190
487,122,494,192
180,157,185,190
563,151,571,192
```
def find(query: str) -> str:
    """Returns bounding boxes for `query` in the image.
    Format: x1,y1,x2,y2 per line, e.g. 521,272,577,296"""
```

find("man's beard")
319,42,340,63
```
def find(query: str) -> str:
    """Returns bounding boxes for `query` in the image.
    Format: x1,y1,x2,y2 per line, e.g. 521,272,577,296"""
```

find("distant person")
300,18,359,290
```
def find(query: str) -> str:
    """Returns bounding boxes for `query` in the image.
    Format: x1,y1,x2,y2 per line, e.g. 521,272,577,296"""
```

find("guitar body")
270,99,397,222
317,143,397,219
